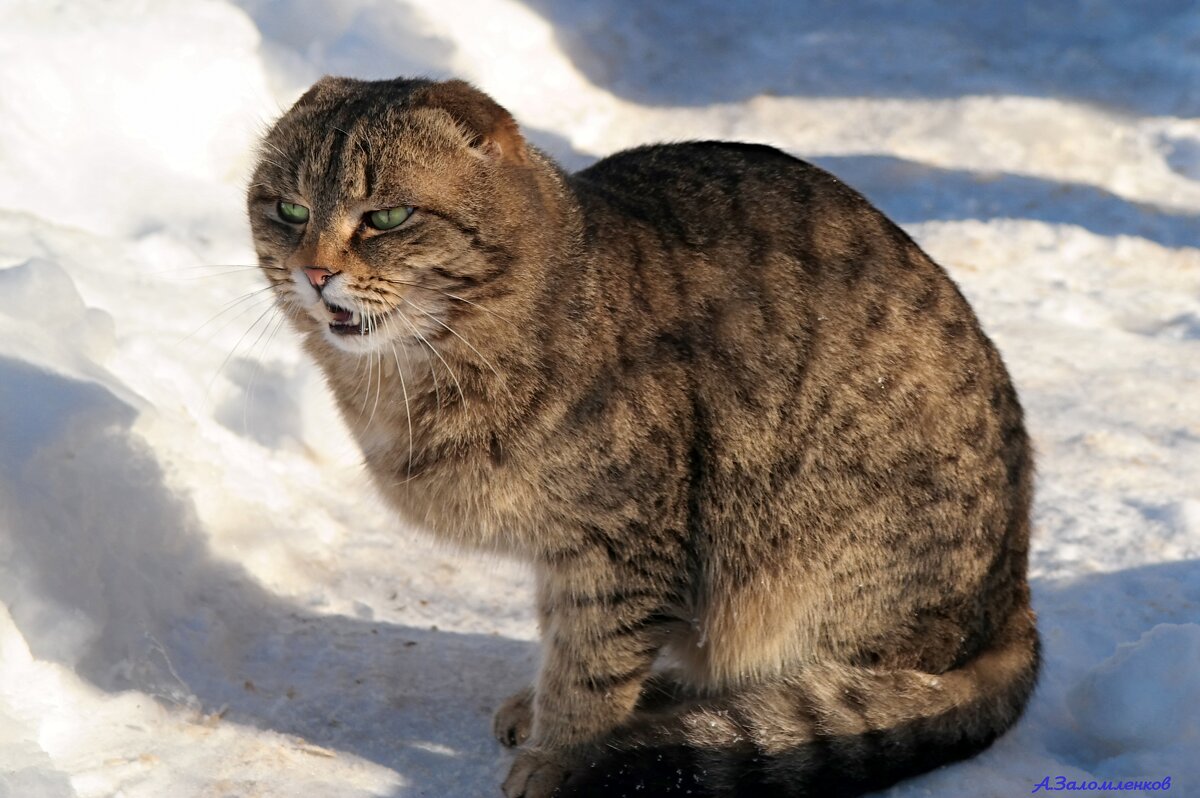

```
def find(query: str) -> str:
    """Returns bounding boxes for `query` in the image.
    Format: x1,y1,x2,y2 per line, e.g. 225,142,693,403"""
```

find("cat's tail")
562,602,1039,797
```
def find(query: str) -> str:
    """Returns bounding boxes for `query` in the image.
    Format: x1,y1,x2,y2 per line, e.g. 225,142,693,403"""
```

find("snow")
1,0,1197,795
1068,624,1200,758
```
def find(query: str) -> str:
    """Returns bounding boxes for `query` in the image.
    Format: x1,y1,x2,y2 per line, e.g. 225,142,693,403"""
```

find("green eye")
277,201,309,224
367,206,413,230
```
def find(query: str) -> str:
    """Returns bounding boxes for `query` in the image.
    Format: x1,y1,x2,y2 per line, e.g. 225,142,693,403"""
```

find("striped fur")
248,78,1038,797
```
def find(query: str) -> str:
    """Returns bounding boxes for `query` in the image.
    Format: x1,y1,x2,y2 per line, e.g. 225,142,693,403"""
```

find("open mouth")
324,301,373,336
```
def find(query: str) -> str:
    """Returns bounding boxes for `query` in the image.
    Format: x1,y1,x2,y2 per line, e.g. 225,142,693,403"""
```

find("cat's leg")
501,558,673,798
495,669,689,750
493,685,534,748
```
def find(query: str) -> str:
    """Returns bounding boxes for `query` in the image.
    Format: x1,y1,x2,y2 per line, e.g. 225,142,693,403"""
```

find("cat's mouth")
324,300,374,336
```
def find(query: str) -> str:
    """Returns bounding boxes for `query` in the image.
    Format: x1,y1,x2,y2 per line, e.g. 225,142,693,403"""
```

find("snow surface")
1,1,1198,796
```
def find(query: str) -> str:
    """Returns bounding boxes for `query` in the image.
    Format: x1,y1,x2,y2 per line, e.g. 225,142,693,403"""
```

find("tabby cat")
248,77,1038,797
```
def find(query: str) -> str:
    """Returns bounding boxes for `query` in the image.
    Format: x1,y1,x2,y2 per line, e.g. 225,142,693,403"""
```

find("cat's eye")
277,201,309,224
366,206,413,231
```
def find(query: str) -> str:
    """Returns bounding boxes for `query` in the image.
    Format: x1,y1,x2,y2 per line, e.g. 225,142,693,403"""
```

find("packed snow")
1,1,1198,796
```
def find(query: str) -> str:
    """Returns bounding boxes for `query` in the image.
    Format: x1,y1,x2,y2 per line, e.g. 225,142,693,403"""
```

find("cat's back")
561,138,1026,520
572,140,842,211
566,140,947,318
563,140,994,379
571,141,899,254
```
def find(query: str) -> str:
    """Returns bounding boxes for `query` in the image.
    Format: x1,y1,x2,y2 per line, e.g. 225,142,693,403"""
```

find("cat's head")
247,77,541,355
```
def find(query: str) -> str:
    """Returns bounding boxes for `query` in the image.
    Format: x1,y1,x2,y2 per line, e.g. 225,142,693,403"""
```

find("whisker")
360,332,376,421
164,268,266,281
397,301,469,407
379,277,518,328
208,296,283,398
242,308,288,436
180,287,279,347
402,299,512,405
436,290,518,327
396,311,443,414
365,311,385,429
351,333,373,407
386,329,415,479
152,263,263,277
420,330,468,408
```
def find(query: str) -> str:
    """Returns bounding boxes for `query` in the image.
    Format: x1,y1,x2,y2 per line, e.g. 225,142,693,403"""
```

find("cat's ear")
420,80,528,166
292,75,355,111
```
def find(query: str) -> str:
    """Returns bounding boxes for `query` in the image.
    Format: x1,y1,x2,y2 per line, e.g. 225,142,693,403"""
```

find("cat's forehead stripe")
301,125,371,216
329,126,370,203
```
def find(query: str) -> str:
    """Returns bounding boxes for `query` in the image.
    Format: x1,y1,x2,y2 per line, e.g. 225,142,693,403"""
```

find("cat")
248,77,1038,798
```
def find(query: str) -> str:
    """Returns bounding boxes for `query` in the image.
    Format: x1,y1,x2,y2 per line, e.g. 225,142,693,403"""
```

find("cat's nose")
303,267,335,290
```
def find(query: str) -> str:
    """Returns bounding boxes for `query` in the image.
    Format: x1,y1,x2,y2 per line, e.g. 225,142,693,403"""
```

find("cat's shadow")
0,356,535,797
5,356,1198,796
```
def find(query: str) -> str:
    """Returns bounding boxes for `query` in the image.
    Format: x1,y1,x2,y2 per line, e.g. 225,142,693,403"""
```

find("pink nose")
303,267,334,288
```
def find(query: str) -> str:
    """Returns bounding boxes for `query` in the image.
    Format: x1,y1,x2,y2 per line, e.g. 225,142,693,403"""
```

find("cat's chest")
357,420,546,550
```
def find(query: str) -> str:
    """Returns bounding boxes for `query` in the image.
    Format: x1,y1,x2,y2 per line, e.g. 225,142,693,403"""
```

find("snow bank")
1,0,1198,795
0,1,272,240
1069,624,1200,756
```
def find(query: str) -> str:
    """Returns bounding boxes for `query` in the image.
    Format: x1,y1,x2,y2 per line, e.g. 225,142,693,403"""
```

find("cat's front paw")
493,686,534,748
502,748,570,798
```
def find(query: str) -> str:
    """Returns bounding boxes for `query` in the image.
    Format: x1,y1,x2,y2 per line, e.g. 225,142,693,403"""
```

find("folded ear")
416,79,528,165
292,75,357,111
